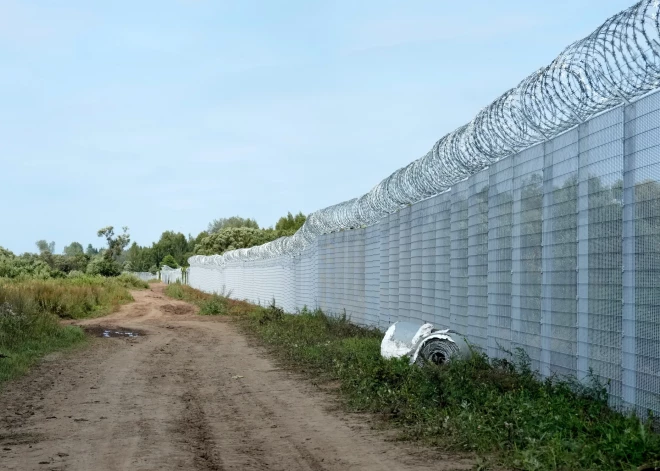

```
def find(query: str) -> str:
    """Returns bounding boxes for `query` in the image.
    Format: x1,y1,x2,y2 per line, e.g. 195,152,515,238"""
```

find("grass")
164,283,253,316
0,274,145,384
166,285,660,471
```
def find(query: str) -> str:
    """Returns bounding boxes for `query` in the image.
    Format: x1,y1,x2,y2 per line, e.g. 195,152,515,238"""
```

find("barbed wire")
190,0,660,268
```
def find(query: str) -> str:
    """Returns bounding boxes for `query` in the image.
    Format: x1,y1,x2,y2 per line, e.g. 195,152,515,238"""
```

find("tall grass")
166,286,660,471
0,275,144,384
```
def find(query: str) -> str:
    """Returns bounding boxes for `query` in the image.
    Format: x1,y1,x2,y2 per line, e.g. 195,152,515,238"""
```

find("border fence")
186,1,660,416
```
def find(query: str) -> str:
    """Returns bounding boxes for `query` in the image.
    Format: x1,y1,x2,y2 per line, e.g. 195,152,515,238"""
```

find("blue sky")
0,0,635,254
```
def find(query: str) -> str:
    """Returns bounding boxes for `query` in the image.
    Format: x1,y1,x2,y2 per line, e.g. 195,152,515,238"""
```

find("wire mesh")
190,0,660,269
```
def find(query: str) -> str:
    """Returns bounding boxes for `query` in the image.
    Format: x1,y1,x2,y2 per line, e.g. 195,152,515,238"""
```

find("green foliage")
125,231,194,271
0,251,62,279
194,227,286,255
35,240,55,254
63,242,84,256
164,284,252,317
0,246,14,258
0,276,138,383
0,276,135,321
207,216,259,233
86,256,121,277
97,226,130,260
275,211,306,234
115,273,149,289
160,254,179,269
164,285,660,471
52,253,90,274
85,244,99,256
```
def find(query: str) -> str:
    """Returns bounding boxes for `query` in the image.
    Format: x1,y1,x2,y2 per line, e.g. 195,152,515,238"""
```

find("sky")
0,0,636,254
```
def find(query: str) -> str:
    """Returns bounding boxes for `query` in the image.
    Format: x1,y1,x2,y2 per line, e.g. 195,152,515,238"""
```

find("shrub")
0,276,137,383
160,255,178,269
86,256,121,277
116,273,149,289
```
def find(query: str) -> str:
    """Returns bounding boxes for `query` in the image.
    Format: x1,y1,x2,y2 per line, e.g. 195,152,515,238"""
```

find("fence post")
622,102,637,410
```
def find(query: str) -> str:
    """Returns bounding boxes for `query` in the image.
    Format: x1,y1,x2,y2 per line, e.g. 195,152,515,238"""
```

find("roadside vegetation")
0,274,146,384
166,283,660,471
0,228,149,385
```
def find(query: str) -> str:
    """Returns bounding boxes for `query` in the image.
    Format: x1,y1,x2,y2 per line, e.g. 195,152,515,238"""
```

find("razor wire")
189,0,660,268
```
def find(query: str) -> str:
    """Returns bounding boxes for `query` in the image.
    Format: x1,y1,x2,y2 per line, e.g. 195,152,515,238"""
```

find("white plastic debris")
380,321,470,365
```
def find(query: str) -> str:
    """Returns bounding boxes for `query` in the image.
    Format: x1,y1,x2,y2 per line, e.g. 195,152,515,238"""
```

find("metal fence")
187,1,660,416
160,267,188,285
127,271,157,282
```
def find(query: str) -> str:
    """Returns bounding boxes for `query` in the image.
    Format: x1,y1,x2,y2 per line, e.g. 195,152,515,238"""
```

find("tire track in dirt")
0,284,473,471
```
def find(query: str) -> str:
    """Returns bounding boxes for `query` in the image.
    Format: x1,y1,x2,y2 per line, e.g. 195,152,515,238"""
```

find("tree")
275,211,306,234
63,242,84,256
160,254,179,269
152,231,190,267
207,216,259,233
86,244,99,256
0,246,14,258
86,256,121,277
35,240,55,254
97,226,130,260
194,227,285,255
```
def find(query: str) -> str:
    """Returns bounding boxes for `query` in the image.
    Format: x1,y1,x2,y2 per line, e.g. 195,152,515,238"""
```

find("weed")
165,285,660,471
0,276,137,384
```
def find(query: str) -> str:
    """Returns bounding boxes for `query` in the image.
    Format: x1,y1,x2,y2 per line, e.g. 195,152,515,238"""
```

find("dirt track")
0,284,471,471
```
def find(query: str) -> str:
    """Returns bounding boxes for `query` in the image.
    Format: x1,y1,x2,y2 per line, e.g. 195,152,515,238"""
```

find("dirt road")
0,284,471,471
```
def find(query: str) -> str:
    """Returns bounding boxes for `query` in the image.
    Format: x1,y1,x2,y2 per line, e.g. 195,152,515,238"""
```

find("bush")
0,276,137,383
0,252,62,279
0,276,134,320
116,273,149,289
86,256,121,277
160,255,178,269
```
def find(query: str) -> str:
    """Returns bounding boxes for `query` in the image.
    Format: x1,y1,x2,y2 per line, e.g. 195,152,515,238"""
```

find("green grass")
166,285,660,471
0,275,144,384
164,283,253,316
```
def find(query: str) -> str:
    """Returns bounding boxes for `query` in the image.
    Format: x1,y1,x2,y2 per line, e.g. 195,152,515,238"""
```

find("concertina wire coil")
189,0,660,268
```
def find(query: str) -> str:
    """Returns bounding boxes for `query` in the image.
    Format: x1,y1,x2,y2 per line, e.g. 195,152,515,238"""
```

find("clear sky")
0,0,636,254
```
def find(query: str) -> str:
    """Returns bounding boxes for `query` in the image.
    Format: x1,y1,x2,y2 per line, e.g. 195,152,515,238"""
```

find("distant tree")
85,244,99,256
0,246,14,258
194,227,285,255
123,261,134,272
86,256,121,277
63,242,84,256
207,216,259,233
275,211,306,234
53,254,90,274
97,226,130,260
160,254,179,268
152,231,190,267
35,240,55,254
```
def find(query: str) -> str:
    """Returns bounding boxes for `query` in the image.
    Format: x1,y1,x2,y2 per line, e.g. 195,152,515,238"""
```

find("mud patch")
160,304,195,316
83,326,146,338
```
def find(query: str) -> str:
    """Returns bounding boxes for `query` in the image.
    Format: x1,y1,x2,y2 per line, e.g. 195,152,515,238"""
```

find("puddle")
102,330,140,338
83,326,146,338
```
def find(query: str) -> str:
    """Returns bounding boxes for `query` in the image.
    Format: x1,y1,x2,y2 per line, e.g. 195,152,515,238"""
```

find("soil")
0,284,473,471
